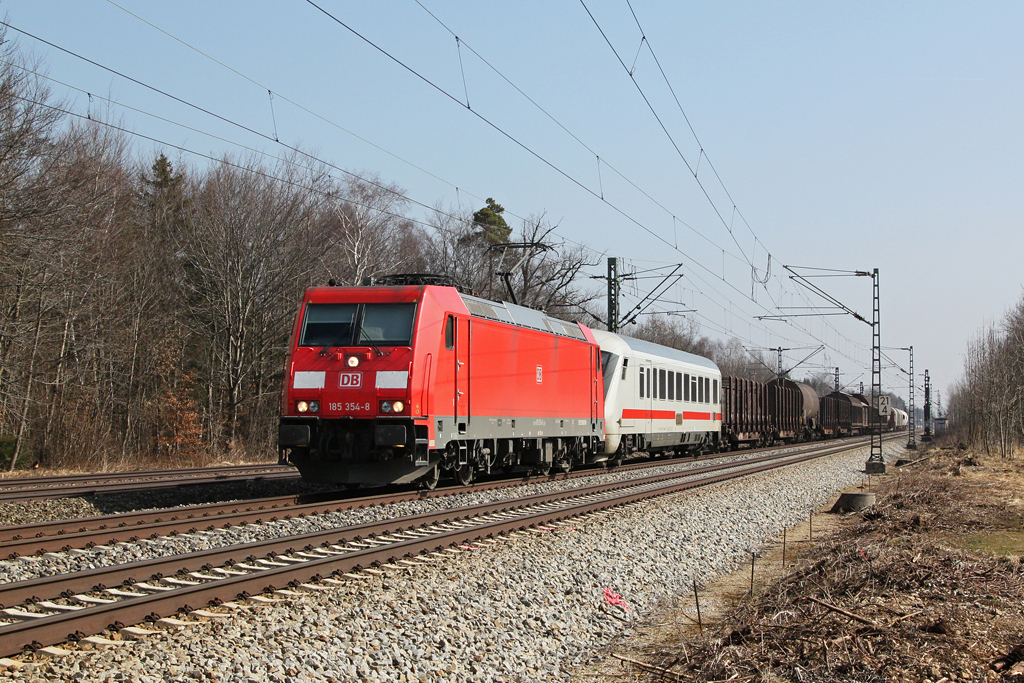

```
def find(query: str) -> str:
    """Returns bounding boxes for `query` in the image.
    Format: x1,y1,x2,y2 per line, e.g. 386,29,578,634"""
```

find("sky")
3,0,1022,407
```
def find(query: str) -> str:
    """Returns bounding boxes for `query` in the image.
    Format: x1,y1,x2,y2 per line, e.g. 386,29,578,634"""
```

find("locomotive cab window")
359,303,416,345
445,315,455,350
299,303,357,347
299,302,416,348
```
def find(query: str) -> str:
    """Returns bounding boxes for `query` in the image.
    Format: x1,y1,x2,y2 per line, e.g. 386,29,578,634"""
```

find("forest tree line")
0,34,871,471
947,292,1024,458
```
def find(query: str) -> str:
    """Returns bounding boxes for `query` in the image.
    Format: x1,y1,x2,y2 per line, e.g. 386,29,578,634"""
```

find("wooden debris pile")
634,459,1024,682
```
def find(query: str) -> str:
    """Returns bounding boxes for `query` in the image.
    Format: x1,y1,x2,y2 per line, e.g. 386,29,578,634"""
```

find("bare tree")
175,154,334,454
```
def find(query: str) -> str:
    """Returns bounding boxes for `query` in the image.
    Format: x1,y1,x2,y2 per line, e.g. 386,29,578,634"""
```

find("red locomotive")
278,281,604,487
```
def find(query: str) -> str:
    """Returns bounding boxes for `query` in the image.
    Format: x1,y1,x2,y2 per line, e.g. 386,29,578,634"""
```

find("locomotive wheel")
418,465,440,490
534,462,552,477
455,464,474,486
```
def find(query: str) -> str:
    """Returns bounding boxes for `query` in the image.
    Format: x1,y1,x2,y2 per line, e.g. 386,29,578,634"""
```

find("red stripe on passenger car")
621,409,676,420
621,409,722,421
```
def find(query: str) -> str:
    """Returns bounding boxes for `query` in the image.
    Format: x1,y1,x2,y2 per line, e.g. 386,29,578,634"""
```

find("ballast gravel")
2,443,847,585
3,441,905,682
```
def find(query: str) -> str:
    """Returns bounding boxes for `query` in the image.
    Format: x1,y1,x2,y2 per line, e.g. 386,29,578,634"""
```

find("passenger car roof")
591,329,720,373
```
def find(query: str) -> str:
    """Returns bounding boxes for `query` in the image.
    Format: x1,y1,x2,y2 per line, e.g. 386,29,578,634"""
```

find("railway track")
0,463,300,503
0,436,881,558
0,437,877,658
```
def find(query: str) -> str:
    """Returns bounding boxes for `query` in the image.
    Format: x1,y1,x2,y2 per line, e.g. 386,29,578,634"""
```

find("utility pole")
865,268,885,473
781,265,883,472
922,369,932,442
906,346,916,450
607,257,620,333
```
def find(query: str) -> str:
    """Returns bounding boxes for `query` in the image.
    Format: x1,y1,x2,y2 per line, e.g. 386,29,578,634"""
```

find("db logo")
339,372,362,388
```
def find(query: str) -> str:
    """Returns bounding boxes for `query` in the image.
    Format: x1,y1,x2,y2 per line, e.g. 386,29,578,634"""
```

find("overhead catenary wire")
0,19,610,262
410,0,750,263
107,0,869,366
300,0,859,357
25,7,875,380
578,0,755,269
11,93,450,236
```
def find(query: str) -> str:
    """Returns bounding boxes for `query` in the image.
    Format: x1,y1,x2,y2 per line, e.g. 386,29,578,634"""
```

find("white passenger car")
592,330,722,459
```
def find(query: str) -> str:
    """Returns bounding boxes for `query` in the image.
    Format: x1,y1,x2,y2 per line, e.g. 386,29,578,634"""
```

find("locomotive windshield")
299,303,416,348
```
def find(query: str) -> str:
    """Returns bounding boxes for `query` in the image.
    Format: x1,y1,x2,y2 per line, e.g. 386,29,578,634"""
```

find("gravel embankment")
2,444,842,585
4,441,904,682
0,477,332,528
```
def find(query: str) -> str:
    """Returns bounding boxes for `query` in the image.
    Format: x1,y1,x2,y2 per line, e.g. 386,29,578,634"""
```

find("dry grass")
574,444,1024,682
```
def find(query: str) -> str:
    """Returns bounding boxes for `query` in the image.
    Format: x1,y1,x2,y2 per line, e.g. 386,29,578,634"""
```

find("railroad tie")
71,594,116,605
36,601,85,612
161,577,201,586
212,567,249,576
1,608,50,620
255,558,289,567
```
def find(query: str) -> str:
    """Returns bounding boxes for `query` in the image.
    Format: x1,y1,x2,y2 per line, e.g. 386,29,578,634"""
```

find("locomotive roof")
459,293,588,341
590,329,720,373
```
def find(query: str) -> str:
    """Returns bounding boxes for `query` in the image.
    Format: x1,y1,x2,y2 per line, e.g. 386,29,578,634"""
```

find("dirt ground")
572,442,1024,682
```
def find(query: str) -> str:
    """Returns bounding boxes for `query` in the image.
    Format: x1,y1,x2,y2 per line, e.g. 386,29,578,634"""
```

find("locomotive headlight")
296,400,309,413
392,401,404,413
346,355,360,368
